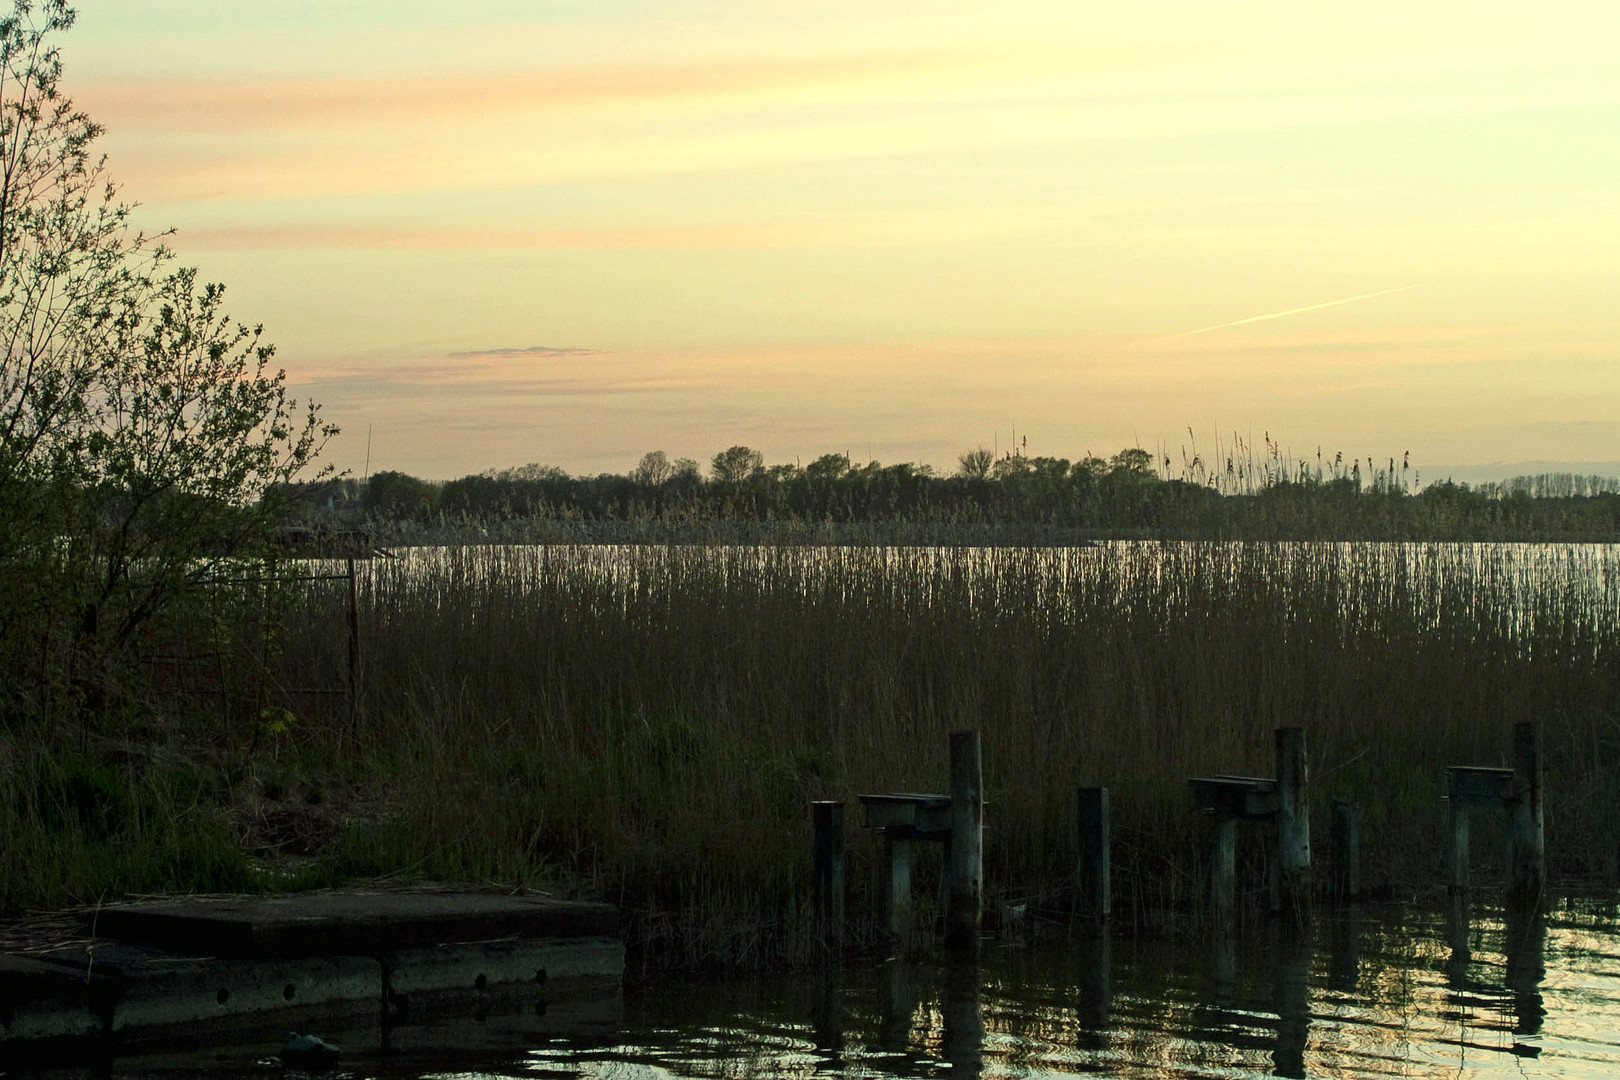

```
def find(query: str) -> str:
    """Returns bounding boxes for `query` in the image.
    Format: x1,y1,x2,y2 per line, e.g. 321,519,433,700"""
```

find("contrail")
1147,284,1423,343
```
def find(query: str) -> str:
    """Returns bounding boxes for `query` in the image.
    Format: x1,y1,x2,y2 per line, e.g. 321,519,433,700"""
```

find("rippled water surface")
89,898,1620,1080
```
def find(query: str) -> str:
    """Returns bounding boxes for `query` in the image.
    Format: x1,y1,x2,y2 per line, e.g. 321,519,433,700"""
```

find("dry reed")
256,541,1620,966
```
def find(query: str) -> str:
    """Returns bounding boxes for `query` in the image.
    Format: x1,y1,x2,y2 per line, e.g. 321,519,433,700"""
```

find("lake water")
88,897,1620,1080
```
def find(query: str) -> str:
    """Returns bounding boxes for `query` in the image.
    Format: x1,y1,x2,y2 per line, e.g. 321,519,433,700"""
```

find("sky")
64,1,1620,480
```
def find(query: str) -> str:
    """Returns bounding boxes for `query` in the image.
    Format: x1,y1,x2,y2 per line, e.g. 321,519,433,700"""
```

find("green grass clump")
0,747,256,913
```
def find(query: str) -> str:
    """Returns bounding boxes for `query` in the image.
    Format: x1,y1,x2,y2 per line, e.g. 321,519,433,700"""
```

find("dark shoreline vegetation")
298,444,1620,544
7,540,1620,975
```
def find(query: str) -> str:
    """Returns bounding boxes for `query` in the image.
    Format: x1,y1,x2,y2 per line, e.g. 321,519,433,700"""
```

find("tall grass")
262,542,1620,964
6,541,1619,968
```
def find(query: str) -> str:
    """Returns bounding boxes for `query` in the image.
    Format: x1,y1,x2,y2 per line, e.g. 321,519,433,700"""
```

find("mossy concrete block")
36,943,381,1033
0,954,116,1044
91,892,618,957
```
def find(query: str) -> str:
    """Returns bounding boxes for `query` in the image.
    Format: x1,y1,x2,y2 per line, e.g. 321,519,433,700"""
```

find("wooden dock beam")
1446,786,1471,892
1076,787,1111,920
1190,726,1311,924
1444,721,1546,905
1274,726,1310,917
1210,816,1237,925
882,834,913,939
946,731,984,948
1508,720,1545,907
811,801,845,947
1331,800,1361,901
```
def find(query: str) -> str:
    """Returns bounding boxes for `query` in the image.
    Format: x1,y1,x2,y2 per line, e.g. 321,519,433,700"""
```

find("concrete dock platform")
89,891,617,957
0,890,624,1065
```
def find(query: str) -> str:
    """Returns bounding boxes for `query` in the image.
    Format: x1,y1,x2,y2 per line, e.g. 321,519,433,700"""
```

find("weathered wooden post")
1077,787,1111,920
346,555,360,740
1446,787,1470,892
1508,720,1545,906
811,801,845,946
946,730,983,948
1331,800,1361,901
882,833,912,939
1211,815,1237,926
1274,727,1310,916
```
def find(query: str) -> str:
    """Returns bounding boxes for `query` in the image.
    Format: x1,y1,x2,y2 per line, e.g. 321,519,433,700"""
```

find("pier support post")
1331,800,1361,902
1446,796,1470,893
946,730,983,948
882,834,912,939
1509,720,1545,907
1274,727,1310,917
1077,787,1111,920
346,556,360,742
811,801,845,946
1211,815,1237,926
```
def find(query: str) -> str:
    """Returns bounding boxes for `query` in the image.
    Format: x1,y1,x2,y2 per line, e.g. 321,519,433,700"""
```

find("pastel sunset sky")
69,1,1620,479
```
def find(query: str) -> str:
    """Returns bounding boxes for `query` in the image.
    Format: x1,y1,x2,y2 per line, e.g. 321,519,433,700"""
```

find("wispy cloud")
294,365,670,408
175,221,831,251
447,345,604,359
1147,285,1425,343
78,52,962,133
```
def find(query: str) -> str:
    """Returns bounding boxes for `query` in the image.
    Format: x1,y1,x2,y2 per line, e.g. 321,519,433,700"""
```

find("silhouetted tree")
631,450,673,485
805,452,851,482
710,445,763,483
366,471,438,519
0,2,334,713
958,447,993,479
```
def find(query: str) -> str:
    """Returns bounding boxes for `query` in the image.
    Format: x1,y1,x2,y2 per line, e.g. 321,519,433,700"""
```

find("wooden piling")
811,801,845,946
1331,800,1361,901
946,730,983,948
1446,795,1470,893
1076,787,1111,920
1274,727,1310,917
883,834,913,939
346,556,360,741
1508,720,1545,907
1211,816,1237,926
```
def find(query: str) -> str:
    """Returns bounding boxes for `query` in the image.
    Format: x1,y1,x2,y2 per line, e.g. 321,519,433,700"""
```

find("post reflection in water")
1445,891,1473,994
941,955,985,1078
1269,923,1312,1080
1206,928,1237,996
810,964,845,1056
1075,925,1112,1049
1327,905,1363,993
1441,895,1548,1064
438,897,1620,1080
880,958,918,1053
1504,903,1547,1041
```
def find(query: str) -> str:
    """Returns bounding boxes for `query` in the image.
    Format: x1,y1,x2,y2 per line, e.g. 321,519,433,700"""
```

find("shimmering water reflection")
509,899,1620,1080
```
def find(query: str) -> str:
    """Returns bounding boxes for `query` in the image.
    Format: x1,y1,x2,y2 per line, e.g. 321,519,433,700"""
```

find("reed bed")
5,541,1618,967
255,542,1620,966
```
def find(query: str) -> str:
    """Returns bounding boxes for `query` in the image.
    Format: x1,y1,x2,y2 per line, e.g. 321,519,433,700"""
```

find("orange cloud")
175,219,833,251
76,52,963,134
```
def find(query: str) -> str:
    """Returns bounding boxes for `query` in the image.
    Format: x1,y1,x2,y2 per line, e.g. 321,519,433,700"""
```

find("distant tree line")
285,443,1620,542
